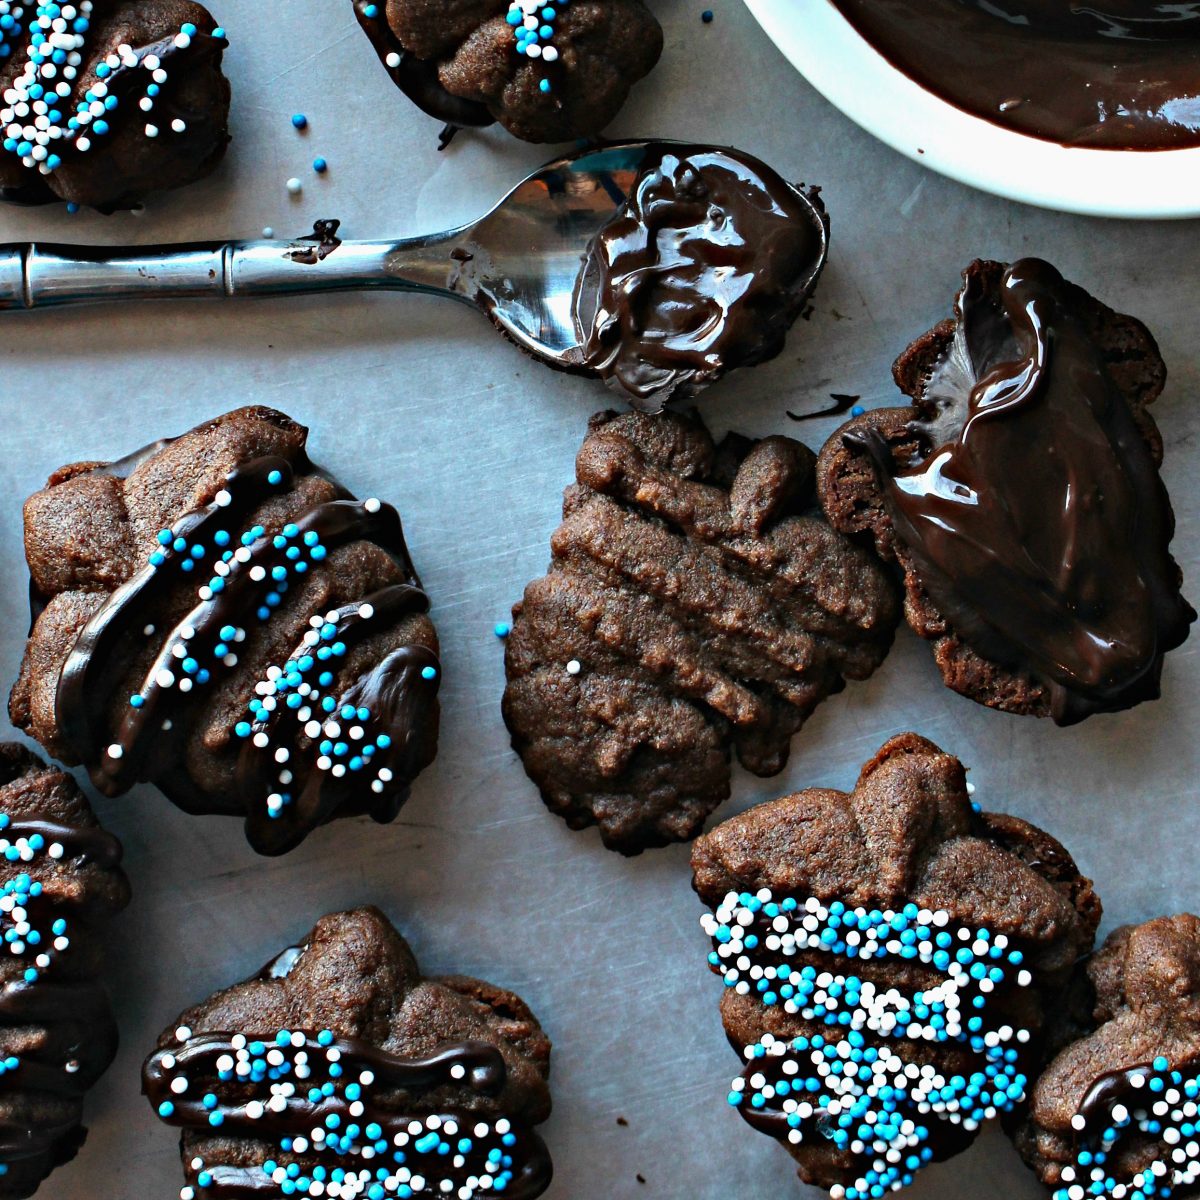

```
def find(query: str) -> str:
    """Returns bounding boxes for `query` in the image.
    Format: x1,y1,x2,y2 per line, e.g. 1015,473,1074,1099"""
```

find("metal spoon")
0,140,828,379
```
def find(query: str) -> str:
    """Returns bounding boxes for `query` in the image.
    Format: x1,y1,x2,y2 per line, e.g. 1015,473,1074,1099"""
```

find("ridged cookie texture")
504,409,900,854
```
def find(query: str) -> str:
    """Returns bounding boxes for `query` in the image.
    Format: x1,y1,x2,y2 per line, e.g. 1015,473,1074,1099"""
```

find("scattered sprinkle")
494,622,511,639
291,113,307,130
286,177,302,195
312,156,327,174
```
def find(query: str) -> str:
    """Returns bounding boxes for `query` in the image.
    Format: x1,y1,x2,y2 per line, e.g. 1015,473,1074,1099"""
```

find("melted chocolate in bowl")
828,0,1200,149
575,145,828,412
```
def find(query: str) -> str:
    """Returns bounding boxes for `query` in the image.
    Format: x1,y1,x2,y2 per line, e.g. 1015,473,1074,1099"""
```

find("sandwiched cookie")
352,0,662,144
0,743,129,1199
0,0,231,212
817,258,1194,726
1013,914,1200,1200
692,732,1101,1198
143,907,554,1200
10,406,441,856
503,409,900,855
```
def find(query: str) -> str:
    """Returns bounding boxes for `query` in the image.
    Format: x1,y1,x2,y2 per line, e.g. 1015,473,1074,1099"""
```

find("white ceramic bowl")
744,0,1200,219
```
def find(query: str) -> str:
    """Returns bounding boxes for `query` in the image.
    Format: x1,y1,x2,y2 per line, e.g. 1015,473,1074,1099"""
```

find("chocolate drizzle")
52,440,441,853
351,0,494,132
574,145,829,412
144,1032,552,1200
827,0,1200,149
849,258,1194,725
1056,1056,1200,1199
237,587,437,856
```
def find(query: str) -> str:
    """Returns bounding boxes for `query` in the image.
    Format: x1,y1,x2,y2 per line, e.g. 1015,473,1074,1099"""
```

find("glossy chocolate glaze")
575,144,828,412
144,1032,552,1199
849,258,1194,725
829,0,1200,149
52,444,440,855
351,0,494,131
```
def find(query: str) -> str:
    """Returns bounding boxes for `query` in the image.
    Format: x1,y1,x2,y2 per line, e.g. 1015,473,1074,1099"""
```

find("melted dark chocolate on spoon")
828,0,1200,149
849,258,1194,724
575,144,828,412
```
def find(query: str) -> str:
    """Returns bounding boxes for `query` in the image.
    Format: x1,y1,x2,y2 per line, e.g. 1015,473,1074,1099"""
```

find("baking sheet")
1,1,1197,1197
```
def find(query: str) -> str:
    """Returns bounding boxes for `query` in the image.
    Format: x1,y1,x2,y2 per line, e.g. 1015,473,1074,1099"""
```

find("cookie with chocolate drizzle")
9,406,441,856
692,732,1102,1199
502,409,900,855
0,0,231,212
1013,914,1200,1200
817,258,1195,726
351,0,662,144
142,907,554,1200
0,742,129,1200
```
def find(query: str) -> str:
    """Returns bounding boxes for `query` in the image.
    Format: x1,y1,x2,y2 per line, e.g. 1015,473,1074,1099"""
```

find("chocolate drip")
849,258,1194,725
56,455,305,762
53,448,439,849
144,1033,553,1200
575,145,828,412
827,0,1200,149
351,0,494,131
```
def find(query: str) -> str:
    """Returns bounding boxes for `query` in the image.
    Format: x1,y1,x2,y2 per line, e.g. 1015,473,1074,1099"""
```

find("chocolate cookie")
817,258,1195,726
0,1,231,212
692,732,1102,1197
10,406,441,857
352,0,662,144
1014,915,1200,1200
142,907,554,1200
502,410,900,855
0,742,129,1199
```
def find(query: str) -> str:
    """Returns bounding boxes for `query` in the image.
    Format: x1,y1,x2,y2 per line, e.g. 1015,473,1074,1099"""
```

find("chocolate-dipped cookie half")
1014,914,1200,1200
817,258,1194,726
0,743,129,1199
503,409,900,855
0,0,231,212
10,406,441,856
142,907,553,1199
352,0,662,144
692,732,1101,1198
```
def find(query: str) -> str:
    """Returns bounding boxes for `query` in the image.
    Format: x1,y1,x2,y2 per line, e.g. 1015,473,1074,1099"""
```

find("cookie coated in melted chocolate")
10,408,441,856
575,144,829,412
819,258,1193,726
847,259,1193,725
828,0,1200,149
142,907,554,1200
0,743,129,1200
1013,915,1200,1197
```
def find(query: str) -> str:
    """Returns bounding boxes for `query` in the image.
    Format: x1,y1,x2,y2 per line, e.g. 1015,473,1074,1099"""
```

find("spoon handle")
0,229,468,310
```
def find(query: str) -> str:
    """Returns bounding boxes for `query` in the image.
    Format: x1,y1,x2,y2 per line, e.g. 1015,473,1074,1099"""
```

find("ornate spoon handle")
0,226,468,310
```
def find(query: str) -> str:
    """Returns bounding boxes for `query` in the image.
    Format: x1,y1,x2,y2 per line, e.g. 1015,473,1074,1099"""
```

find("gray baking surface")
0,1,1196,1197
